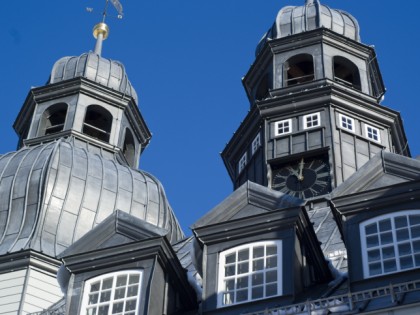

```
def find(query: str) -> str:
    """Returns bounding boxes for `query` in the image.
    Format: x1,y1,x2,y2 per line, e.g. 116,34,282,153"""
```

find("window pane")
253,259,264,271
266,283,278,297
114,287,126,299
266,270,277,283
397,229,409,242
236,289,248,302
379,219,391,232
266,245,277,256
252,286,264,300
369,262,382,276
237,277,249,289
100,291,111,302
381,247,395,260
380,232,393,245
410,215,420,226
238,262,249,274
225,265,235,277
102,278,113,290
238,249,249,262
368,249,380,262
223,292,234,305
398,243,412,256
395,216,408,228
112,302,124,313
127,285,139,297
88,293,99,305
415,254,420,266
252,273,264,286
413,240,420,253
253,246,264,258
98,306,109,315
383,260,397,273
116,275,127,287
225,253,235,264
129,274,140,285
367,235,379,248
90,281,101,292
86,308,97,315
267,256,277,269
400,256,414,270
365,223,377,235
125,300,137,311
225,280,235,291
411,226,420,238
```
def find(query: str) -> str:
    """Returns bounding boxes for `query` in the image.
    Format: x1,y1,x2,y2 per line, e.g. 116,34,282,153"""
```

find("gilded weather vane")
87,0,124,56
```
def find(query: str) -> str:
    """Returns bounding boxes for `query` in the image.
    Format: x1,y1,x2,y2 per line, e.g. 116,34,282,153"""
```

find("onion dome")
0,139,183,258
48,51,138,104
256,0,360,55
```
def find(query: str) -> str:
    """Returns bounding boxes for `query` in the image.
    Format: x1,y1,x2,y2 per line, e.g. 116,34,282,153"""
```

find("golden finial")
89,0,124,56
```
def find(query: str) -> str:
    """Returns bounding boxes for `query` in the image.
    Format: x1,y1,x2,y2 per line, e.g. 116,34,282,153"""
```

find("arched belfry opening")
333,56,361,90
284,54,314,87
39,103,67,136
123,128,136,167
83,105,113,143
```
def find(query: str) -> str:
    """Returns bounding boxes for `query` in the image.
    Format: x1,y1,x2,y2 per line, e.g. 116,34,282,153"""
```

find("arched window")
360,210,420,278
80,270,142,315
217,241,282,307
123,128,136,167
83,105,113,143
333,56,361,90
284,54,314,87
39,103,67,136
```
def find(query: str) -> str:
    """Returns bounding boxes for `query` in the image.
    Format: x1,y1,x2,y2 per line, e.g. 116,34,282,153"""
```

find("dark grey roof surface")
0,138,183,258
191,181,304,229
49,51,138,103
256,0,360,55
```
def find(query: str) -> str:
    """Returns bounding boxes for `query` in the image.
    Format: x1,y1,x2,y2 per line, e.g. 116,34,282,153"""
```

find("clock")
271,157,331,199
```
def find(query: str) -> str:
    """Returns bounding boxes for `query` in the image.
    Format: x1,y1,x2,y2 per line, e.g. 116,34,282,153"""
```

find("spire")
305,0,320,4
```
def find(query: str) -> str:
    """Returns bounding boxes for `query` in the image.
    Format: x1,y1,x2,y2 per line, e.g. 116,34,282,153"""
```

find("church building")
1,0,420,314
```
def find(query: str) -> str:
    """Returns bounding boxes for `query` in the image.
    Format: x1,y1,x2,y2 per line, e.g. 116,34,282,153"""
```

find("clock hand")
287,166,300,178
298,158,305,181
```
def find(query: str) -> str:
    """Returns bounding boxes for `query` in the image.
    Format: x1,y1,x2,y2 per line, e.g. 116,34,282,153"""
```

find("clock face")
271,157,331,199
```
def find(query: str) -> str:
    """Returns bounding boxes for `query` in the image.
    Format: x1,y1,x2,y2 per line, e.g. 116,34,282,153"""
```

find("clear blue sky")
1,1,419,235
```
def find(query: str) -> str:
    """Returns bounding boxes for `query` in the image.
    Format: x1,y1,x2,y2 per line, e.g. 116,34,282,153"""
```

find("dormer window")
274,119,292,136
39,103,67,136
251,133,261,156
217,241,282,307
360,211,420,278
333,56,361,91
365,125,381,143
80,271,142,315
284,54,314,87
238,153,247,174
83,105,113,143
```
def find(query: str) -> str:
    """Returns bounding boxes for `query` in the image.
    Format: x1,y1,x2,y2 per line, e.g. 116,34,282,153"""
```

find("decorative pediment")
191,181,304,229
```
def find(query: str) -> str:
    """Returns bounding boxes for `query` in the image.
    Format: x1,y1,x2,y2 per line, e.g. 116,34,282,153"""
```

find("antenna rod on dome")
91,0,124,56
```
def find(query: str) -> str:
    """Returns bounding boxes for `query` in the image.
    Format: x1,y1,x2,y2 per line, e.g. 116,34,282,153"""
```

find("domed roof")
0,139,183,258
49,51,138,104
256,0,360,55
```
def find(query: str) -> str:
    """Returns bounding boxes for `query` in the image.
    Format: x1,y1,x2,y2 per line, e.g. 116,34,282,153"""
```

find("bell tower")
222,0,410,199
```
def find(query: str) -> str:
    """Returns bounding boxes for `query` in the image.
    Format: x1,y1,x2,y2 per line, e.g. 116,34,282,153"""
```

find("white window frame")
339,114,355,132
251,133,261,156
303,112,321,130
365,124,381,143
274,119,292,137
238,153,247,174
360,210,420,279
80,270,143,315
217,240,282,308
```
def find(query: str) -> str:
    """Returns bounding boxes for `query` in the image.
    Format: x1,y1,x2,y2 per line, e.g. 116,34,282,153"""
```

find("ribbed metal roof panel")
0,140,184,257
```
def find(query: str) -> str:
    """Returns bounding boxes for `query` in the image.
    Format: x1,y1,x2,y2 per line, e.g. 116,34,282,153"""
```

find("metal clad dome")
49,52,138,104
0,140,183,257
256,0,360,55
